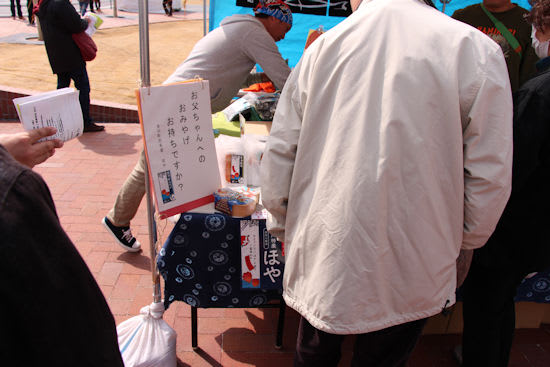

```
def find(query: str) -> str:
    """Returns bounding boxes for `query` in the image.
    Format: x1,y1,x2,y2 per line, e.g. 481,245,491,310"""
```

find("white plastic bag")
243,134,267,187
117,302,177,367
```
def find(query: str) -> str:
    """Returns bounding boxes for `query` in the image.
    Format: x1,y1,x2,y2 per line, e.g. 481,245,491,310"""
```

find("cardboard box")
239,114,272,136
244,121,272,136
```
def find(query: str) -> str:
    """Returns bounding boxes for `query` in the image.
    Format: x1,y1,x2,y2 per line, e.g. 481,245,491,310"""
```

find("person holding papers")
36,0,104,132
0,128,123,366
0,127,63,168
102,0,293,251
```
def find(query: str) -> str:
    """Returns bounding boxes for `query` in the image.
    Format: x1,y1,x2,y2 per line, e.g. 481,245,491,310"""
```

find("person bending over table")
102,0,293,252
0,127,124,366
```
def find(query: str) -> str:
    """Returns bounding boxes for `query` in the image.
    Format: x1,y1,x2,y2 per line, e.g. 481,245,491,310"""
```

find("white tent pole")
138,0,161,304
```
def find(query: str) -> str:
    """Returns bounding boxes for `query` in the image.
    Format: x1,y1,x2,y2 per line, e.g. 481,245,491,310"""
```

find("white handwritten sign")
137,80,221,219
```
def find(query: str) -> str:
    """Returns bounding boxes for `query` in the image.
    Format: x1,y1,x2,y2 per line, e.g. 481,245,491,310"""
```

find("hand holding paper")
13,88,84,142
0,127,63,168
84,12,103,36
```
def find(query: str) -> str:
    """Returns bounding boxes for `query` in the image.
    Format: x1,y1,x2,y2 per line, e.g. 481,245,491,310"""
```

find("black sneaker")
83,123,105,133
102,217,141,252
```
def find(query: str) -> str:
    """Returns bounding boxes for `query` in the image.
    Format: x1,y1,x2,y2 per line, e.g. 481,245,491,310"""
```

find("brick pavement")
4,119,550,366
2,1,550,360
0,121,301,366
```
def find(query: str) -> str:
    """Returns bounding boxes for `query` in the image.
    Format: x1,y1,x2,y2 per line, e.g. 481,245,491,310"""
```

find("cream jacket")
260,0,513,334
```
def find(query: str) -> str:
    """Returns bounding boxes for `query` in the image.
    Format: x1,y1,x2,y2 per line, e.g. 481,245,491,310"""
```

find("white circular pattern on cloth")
209,249,229,265
533,278,550,292
205,214,226,231
176,264,195,279
213,281,232,296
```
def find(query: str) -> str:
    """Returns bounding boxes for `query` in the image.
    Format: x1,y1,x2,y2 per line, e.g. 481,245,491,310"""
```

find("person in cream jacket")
260,0,513,365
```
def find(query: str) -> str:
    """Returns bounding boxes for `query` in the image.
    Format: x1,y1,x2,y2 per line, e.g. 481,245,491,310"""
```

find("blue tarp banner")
209,0,531,68
210,1,348,67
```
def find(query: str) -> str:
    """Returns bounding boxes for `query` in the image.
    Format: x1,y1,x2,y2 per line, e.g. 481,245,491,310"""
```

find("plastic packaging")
215,134,246,186
243,134,267,187
117,302,177,367
253,93,280,121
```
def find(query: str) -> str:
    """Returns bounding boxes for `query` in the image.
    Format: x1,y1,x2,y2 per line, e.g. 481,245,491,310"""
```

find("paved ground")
0,0,204,105
0,0,206,41
0,0,206,105
2,1,550,365
3,119,550,366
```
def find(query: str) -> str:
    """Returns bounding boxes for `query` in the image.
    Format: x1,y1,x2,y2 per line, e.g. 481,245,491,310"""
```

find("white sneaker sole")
102,217,142,253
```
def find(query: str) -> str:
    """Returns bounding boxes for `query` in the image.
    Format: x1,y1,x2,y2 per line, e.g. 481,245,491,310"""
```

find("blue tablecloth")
158,212,284,309
516,270,550,303
455,269,550,303
158,212,550,308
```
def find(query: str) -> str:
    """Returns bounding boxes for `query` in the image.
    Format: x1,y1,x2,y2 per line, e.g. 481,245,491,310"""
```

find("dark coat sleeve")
53,0,88,35
473,71,550,271
510,80,550,192
0,160,123,366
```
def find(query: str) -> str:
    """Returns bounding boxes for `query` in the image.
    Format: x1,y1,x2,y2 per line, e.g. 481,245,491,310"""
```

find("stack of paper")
85,13,103,36
13,87,84,142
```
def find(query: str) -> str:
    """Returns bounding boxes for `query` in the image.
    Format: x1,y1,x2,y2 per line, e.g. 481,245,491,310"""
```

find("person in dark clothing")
460,0,550,365
10,0,24,19
163,0,173,16
0,128,123,366
78,0,88,15
89,0,100,12
27,0,34,24
36,0,104,132
452,0,538,93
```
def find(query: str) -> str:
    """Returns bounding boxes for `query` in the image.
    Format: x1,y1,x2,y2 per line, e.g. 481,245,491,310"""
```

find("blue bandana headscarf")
254,0,293,27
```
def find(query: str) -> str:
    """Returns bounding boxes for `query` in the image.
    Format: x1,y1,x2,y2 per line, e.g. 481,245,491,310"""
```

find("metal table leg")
191,306,198,351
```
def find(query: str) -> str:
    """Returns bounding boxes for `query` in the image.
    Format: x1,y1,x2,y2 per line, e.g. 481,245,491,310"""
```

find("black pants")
89,0,100,12
57,66,92,126
162,0,172,15
294,316,427,367
10,0,23,17
27,0,33,24
461,257,527,367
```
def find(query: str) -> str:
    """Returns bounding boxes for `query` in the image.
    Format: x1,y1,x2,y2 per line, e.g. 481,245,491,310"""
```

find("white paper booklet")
13,88,84,142
84,13,103,36
137,79,221,219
